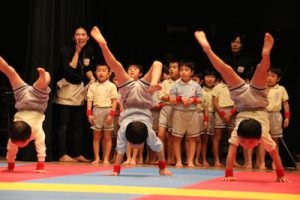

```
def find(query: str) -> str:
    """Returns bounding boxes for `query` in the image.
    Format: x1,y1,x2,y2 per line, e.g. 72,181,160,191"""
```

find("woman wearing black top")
53,26,95,162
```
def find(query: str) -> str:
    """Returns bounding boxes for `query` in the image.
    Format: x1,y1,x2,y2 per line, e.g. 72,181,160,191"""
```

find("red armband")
225,169,233,177
113,165,121,174
219,111,226,118
230,108,237,115
86,109,92,116
284,112,290,119
109,111,116,117
8,162,15,170
176,96,181,103
193,97,199,104
276,167,285,177
159,102,164,108
36,162,45,170
158,161,167,170
204,115,209,122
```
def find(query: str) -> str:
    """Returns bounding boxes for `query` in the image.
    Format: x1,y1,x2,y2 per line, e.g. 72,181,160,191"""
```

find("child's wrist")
113,165,121,174
225,169,233,177
276,167,285,177
219,110,226,118
193,97,199,104
86,109,92,116
204,115,209,122
109,110,116,117
8,162,15,170
176,96,182,103
159,102,164,108
158,161,166,170
230,108,237,115
284,112,290,119
36,162,45,170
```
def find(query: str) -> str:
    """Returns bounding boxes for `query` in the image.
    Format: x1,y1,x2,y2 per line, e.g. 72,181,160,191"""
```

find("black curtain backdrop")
0,0,299,164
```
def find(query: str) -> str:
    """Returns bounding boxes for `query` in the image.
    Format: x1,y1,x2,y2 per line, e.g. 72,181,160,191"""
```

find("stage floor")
0,160,300,200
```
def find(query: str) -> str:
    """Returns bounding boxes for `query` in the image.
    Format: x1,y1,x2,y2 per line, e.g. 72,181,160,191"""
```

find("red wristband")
285,112,290,119
219,111,226,118
158,161,167,170
193,97,199,104
225,169,233,177
109,111,116,117
113,165,121,174
204,115,209,122
230,108,237,115
86,109,92,116
36,162,45,170
159,102,164,108
276,168,285,177
176,96,181,103
8,162,15,170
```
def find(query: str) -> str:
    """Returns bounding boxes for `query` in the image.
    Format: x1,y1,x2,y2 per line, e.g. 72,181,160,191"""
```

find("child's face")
14,139,30,148
169,62,179,80
95,65,110,83
204,75,216,88
267,71,280,87
192,76,202,84
239,137,259,150
179,65,193,82
127,65,142,80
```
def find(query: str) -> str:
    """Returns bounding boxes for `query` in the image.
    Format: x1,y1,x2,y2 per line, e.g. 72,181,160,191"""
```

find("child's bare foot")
91,159,101,164
74,155,90,162
187,162,195,167
175,162,183,168
90,26,107,46
59,155,77,162
34,68,51,90
137,158,144,165
234,161,241,168
122,159,131,165
258,165,267,170
271,162,276,170
149,160,159,165
195,160,202,166
103,160,111,165
194,31,211,53
202,161,210,167
262,33,274,56
129,159,137,165
214,162,223,167
243,164,253,169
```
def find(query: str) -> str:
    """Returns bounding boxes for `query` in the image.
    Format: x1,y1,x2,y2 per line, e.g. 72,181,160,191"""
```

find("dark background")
0,0,299,166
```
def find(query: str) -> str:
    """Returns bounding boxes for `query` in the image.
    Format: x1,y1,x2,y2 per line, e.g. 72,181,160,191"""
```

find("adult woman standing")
53,26,95,162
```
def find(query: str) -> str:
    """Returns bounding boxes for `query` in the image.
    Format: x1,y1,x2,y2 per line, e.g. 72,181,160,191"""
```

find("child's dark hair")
96,63,110,72
203,69,217,78
127,63,143,74
9,121,31,142
125,121,148,144
179,60,195,71
237,119,261,139
269,67,282,78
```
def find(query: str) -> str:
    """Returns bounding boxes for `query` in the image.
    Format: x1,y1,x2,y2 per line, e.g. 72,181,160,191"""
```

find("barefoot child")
0,56,51,173
194,31,288,182
91,26,172,176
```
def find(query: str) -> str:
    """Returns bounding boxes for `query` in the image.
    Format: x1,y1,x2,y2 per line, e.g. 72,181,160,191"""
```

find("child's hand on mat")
34,169,48,174
223,177,237,181
107,172,119,176
159,169,173,176
276,176,289,183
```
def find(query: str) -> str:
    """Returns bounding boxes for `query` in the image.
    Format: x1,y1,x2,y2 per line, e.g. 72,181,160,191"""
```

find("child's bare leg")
194,31,243,87
130,148,139,165
173,136,183,167
33,68,51,90
122,144,132,164
251,33,274,88
0,56,24,88
143,61,163,93
102,131,112,165
92,131,102,164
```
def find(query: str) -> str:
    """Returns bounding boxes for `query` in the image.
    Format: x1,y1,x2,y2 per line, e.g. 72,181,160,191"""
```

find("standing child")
91,26,172,176
266,67,290,169
0,56,51,173
157,60,180,165
195,30,288,182
87,64,118,165
169,60,202,167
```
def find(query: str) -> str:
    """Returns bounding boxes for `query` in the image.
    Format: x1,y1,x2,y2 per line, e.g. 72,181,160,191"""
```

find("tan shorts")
158,105,173,132
172,109,200,138
152,109,160,132
268,111,283,138
205,112,215,135
91,107,114,131
214,107,236,129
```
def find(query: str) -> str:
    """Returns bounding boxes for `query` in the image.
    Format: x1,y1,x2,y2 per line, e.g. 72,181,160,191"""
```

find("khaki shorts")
158,105,173,132
91,107,114,131
152,109,160,132
172,109,200,138
268,111,283,138
214,107,236,129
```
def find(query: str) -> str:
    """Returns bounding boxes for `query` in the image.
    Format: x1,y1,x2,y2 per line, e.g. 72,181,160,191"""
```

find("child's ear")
277,76,281,82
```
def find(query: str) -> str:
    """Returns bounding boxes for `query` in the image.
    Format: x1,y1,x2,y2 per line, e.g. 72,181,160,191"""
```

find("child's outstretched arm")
250,33,274,89
143,60,163,94
0,56,25,89
91,26,130,86
194,31,243,88
223,144,238,181
269,149,289,183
